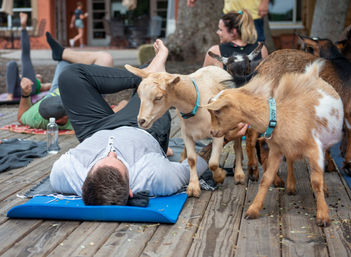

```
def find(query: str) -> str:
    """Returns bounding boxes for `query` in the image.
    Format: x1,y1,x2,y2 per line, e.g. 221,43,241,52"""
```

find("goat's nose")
138,118,146,127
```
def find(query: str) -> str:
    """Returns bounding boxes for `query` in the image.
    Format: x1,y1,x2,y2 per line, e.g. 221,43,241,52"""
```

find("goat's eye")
155,95,163,101
214,110,221,116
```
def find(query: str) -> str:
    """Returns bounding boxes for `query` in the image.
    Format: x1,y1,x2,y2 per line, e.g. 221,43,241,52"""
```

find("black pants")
58,63,171,153
6,29,37,97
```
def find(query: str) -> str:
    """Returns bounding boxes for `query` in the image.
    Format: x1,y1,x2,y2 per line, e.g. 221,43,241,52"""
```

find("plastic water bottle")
47,117,60,154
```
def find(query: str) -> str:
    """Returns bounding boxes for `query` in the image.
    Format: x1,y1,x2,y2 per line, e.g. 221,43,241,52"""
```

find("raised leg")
245,147,283,219
209,136,226,184
233,137,245,184
183,136,201,197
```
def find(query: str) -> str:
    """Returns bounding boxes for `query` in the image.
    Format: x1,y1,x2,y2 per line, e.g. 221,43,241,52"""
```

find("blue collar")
180,79,200,119
263,97,277,139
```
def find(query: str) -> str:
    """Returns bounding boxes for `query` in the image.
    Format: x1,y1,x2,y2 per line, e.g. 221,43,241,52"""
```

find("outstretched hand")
20,77,33,97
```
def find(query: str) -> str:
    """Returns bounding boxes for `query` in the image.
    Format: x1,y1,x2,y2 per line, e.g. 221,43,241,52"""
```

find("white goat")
204,60,343,226
125,65,245,197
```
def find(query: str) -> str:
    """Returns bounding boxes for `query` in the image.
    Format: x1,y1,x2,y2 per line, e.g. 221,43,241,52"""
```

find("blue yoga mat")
330,142,351,189
7,193,188,223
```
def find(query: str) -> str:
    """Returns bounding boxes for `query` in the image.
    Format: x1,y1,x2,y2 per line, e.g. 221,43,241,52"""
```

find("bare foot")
143,39,169,73
6,94,13,101
20,12,28,29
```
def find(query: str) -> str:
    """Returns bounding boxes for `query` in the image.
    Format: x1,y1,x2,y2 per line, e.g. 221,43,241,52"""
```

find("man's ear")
125,64,149,78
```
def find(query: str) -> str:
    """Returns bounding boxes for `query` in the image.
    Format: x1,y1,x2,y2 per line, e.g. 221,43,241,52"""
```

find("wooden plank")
323,168,351,257
0,220,80,256
0,219,43,255
187,177,246,257
235,167,281,257
280,160,328,257
140,191,213,257
47,222,119,257
94,223,158,257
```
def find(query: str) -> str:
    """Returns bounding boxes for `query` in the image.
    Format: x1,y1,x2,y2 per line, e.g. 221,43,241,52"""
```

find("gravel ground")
0,57,202,105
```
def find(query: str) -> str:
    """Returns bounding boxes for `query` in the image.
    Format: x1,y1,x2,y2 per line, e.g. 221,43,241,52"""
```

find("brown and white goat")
125,65,245,197
204,60,344,226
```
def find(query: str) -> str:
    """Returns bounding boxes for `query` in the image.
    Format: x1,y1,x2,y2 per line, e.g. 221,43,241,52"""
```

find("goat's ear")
208,51,229,65
247,42,264,61
167,76,180,87
202,98,228,112
125,64,149,78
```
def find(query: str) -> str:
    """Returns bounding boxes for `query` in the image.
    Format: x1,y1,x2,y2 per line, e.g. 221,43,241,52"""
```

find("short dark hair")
82,165,129,205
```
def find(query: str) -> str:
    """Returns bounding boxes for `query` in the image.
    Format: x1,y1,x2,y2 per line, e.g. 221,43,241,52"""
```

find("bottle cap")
49,117,56,123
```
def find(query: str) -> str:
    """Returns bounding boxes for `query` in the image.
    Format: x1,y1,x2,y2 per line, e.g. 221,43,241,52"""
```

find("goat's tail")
304,58,325,77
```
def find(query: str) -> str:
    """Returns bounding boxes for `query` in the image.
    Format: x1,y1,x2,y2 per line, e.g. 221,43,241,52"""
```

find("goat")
124,65,246,197
208,43,286,188
204,60,344,226
295,35,351,176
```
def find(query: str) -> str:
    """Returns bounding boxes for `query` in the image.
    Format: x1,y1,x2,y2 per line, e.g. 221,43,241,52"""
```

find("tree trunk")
310,0,350,39
166,0,223,62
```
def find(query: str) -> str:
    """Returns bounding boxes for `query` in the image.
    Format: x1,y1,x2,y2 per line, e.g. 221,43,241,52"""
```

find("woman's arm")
203,45,223,67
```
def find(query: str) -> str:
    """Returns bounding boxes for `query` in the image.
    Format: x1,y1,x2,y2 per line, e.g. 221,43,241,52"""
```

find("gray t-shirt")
50,126,208,196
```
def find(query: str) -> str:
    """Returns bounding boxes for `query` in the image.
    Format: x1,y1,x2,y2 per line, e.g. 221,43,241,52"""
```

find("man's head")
39,96,68,125
82,151,131,205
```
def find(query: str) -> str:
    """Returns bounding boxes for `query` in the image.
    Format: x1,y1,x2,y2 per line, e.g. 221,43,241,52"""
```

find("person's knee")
6,60,18,71
95,51,113,67
58,63,84,93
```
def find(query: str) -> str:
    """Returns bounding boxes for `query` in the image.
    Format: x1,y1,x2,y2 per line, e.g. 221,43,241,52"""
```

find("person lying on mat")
5,13,51,101
49,39,248,206
17,32,116,130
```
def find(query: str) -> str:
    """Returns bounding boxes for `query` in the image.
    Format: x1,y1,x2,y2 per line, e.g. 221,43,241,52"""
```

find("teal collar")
180,79,200,119
263,97,277,139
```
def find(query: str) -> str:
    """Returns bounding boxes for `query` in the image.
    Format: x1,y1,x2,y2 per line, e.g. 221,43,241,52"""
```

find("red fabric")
1,124,74,135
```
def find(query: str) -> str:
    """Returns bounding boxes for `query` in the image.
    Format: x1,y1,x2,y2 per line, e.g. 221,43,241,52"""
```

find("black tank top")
219,42,262,70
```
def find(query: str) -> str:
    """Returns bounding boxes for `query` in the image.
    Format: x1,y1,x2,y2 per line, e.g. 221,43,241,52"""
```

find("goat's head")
208,42,263,77
298,34,341,59
125,64,180,129
203,89,241,138
336,28,351,59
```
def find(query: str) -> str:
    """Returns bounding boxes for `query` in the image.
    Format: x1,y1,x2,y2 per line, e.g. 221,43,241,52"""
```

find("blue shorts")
75,19,84,29
254,18,265,42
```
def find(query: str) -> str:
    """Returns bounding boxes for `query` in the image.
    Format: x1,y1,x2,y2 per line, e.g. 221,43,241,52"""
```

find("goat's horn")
247,42,264,61
208,51,229,65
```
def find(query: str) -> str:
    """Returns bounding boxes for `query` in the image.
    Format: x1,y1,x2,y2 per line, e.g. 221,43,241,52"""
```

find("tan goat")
125,65,245,197
204,60,343,226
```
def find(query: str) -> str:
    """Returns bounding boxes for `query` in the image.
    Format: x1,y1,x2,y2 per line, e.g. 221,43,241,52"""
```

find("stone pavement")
0,48,139,66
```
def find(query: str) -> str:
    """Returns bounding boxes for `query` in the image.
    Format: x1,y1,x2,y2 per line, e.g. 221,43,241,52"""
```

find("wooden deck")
0,104,351,257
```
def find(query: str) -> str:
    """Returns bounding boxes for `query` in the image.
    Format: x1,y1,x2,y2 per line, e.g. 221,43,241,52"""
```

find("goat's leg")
245,147,283,219
324,148,336,172
209,136,226,184
307,152,330,227
183,137,201,197
343,118,351,175
286,159,296,195
233,137,245,184
246,128,259,181
179,147,187,162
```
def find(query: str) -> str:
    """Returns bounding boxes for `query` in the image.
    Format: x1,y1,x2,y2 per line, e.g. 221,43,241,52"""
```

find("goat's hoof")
286,187,296,195
244,208,259,219
248,166,259,181
212,168,226,184
186,183,201,198
316,214,330,227
325,161,337,172
343,162,351,176
234,173,245,185
273,175,285,188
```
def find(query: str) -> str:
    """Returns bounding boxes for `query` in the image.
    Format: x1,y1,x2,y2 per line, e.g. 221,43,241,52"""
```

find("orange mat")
1,124,74,135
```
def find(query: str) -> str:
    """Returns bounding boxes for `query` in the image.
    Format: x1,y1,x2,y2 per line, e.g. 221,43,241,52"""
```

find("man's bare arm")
17,78,33,123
